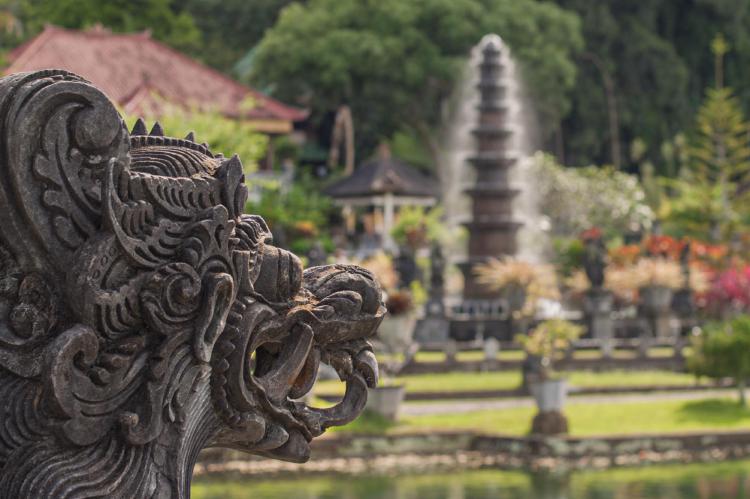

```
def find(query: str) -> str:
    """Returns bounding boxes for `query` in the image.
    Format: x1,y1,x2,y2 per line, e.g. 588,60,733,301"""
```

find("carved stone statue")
583,236,607,289
0,70,384,498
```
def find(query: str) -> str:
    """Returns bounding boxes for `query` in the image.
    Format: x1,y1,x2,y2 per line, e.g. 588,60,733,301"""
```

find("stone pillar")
584,288,614,357
639,286,674,338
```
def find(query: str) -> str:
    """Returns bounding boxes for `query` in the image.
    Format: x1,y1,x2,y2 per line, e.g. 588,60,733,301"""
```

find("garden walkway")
402,389,736,416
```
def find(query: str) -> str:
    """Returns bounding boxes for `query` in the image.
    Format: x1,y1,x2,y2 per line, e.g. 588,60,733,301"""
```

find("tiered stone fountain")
448,36,523,341
458,37,522,299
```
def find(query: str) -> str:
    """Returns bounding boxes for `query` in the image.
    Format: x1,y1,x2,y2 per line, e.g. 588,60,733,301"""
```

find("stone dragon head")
0,70,384,498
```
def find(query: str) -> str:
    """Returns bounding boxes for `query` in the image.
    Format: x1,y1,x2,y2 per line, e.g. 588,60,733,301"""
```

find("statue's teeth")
131,118,147,135
149,122,164,136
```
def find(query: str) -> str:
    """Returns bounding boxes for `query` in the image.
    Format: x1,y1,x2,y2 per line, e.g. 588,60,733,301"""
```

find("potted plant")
474,258,559,316
634,257,682,306
357,252,416,420
379,289,417,347
516,319,583,415
627,257,682,336
363,290,414,420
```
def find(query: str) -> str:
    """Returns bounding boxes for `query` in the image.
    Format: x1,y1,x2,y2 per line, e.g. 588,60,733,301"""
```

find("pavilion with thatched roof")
324,145,439,252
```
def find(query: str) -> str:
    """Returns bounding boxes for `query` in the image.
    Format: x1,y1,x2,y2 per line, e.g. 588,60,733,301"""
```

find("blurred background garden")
7,0,750,497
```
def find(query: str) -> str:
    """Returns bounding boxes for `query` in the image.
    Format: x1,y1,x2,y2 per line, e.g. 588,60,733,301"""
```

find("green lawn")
338,396,750,437
314,369,703,396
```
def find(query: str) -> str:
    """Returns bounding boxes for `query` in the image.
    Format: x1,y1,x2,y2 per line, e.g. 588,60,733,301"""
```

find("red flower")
580,227,602,241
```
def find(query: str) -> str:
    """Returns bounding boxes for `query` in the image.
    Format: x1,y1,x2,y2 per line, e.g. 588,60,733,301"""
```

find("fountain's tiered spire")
460,36,523,299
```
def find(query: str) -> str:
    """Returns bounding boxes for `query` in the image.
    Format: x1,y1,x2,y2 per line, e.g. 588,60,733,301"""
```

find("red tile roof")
5,25,307,131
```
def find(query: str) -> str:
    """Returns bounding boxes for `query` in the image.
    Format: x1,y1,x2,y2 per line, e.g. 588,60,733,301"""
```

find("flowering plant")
609,244,641,266
567,258,709,304
700,265,750,316
515,319,583,378
643,235,683,259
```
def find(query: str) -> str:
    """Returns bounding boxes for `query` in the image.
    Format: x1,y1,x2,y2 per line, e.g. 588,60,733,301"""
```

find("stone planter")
502,283,527,313
377,314,417,352
529,378,568,412
639,285,674,337
639,285,674,314
366,384,406,420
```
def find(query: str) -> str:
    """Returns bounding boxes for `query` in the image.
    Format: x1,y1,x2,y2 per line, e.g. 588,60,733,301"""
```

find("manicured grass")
314,369,703,396
569,370,699,388
380,350,525,363
339,396,750,437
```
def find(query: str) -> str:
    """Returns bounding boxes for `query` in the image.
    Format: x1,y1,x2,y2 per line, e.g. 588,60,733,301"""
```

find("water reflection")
192,461,750,499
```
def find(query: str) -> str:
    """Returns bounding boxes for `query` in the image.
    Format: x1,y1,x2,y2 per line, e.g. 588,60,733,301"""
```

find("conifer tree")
663,34,750,240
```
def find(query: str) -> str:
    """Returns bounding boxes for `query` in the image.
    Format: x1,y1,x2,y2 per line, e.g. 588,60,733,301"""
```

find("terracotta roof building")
5,25,307,134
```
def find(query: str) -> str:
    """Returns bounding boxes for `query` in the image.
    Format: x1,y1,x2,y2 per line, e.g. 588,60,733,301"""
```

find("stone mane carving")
0,70,384,498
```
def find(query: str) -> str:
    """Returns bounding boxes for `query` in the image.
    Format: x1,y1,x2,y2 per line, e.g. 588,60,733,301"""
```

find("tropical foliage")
390,207,444,251
689,315,750,406
530,153,654,239
245,175,335,255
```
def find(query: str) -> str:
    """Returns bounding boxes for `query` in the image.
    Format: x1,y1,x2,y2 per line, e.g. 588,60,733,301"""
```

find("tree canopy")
20,0,201,51
182,0,295,73
251,0,582,160
555,0,750,169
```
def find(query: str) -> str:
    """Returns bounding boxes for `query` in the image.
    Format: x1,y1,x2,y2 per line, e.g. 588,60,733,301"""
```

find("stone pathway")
402,389,736,416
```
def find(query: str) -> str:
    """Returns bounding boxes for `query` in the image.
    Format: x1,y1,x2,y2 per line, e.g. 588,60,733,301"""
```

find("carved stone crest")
0,70,384,498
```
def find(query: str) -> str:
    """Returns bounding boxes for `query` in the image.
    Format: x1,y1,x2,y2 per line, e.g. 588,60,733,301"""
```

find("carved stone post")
582,232,614,354
0,70,384,498
414,243,450,344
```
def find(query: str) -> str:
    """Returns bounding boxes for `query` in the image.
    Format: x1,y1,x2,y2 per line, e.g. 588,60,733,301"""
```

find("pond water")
193,460,750,499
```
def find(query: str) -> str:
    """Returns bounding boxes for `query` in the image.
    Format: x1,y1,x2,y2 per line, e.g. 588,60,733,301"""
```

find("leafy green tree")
20,0,201,52
251,0,581,162
689,315,750,406
555,0,750,168
182,0,295,74
530,153,653,240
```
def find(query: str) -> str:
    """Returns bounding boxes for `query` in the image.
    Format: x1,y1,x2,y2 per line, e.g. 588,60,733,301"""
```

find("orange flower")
609,244,641,265
643,235,682,259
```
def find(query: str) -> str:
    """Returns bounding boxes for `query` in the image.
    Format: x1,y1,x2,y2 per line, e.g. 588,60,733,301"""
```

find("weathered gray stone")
0,70,384,498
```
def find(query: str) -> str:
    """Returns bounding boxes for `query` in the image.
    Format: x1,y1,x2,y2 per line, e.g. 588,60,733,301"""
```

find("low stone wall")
317,381,731,403
399,356,684,375
470,431,750,468
196,430,750,477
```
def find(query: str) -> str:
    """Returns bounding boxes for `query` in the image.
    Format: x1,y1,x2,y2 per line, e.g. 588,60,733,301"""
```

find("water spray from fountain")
438,34,548,272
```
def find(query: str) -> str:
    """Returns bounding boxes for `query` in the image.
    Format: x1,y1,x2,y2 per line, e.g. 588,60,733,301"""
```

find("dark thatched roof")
324,157,439,199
